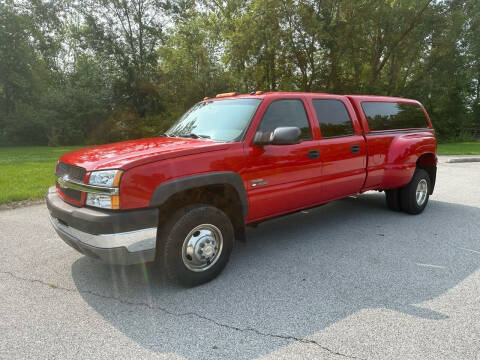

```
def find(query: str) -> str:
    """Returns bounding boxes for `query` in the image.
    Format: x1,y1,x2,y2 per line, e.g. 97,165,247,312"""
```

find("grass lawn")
437,142,480,155
0,147,80,205
0,142,478,206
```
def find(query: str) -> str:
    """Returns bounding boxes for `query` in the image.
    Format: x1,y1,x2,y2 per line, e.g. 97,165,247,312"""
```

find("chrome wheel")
416,179,428,206
181,224,223,272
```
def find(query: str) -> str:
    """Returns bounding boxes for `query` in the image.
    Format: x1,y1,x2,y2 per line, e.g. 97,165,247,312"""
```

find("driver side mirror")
253,127,301,146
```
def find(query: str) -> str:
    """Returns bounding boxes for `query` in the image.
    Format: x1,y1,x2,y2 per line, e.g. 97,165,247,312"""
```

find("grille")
56,162,86,201
58,187,82,201
56,162,86,182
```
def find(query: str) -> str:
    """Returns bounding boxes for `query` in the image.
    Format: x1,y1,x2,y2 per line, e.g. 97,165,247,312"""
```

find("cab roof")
204,91,419,104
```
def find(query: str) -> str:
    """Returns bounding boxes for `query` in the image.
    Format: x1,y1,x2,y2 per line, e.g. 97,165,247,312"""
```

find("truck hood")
59,137,230,171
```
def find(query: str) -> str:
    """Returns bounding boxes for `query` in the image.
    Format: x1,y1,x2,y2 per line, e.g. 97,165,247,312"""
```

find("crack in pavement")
0,270,365,360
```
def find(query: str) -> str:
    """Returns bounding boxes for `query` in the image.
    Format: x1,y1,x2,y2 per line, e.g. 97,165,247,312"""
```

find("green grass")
1,142,478,205
0,146,80,205
437,142,480,155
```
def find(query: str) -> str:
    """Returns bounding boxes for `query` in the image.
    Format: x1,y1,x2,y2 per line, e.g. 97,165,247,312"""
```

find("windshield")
166,98,262,142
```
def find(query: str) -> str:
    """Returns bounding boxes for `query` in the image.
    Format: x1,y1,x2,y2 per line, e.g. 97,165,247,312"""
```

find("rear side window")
313,99,354,138
257,99,312,140
361,102,429,131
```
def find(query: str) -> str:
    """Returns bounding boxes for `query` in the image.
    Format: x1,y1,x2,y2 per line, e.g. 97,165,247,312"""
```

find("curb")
446,158,480,163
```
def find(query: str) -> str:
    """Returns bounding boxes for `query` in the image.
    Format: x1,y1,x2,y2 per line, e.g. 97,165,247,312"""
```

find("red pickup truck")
47,92,437,286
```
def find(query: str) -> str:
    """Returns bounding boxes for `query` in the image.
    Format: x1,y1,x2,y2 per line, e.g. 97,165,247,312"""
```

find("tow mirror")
253,127,301,146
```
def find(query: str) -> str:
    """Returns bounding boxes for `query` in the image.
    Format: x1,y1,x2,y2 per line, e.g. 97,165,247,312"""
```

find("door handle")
308,149,320,159
350,145,361,154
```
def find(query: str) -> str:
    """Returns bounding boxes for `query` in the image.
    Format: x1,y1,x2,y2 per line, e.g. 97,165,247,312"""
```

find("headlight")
86,170,123,209
86,193,120,209
88,170,123,187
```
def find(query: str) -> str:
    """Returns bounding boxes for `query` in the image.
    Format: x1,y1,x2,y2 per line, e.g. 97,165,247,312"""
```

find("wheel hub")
182,224,223,272
416,179,428,206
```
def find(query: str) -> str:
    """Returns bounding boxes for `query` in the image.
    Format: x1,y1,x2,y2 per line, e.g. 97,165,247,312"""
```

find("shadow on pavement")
71,192,480,359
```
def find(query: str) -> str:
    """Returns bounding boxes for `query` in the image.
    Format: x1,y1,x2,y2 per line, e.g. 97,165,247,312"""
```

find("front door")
244,98,323,221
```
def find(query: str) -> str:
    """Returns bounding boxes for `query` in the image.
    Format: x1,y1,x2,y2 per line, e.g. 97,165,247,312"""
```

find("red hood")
59,137,230,171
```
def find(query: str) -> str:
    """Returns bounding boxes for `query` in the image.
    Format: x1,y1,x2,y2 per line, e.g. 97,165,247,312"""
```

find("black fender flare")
149,171,248,219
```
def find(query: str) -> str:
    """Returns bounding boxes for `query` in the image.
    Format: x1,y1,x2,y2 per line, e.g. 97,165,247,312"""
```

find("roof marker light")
216,92,237,98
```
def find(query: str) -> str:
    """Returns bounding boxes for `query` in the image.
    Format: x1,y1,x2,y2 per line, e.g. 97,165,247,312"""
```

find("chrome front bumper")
50,215,157,265
46,186,158,265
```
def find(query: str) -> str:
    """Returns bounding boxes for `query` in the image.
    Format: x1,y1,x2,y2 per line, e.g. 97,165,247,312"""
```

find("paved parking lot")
1,159,479,359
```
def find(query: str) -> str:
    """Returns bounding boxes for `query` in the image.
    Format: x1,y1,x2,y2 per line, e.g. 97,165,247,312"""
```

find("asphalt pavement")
0,158,479,359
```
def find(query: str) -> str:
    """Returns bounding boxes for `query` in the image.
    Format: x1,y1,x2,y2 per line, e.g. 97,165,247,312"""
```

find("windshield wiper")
161,133,176,137
179,133,211,139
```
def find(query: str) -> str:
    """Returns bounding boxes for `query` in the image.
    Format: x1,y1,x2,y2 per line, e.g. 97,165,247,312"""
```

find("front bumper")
46,187,158,265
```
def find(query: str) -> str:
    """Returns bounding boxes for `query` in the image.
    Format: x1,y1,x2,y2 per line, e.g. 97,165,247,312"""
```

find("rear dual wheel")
385,188,402,212
385,169,431,215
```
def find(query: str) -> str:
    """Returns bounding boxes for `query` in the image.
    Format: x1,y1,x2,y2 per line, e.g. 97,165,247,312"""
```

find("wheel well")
416,153,437,195
157,184,246,242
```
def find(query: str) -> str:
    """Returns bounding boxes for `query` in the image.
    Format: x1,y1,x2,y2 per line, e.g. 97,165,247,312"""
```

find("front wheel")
160,204,234,287
400,169,431,215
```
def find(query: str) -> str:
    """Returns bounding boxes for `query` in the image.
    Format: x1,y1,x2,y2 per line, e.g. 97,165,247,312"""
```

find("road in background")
1,160,479,359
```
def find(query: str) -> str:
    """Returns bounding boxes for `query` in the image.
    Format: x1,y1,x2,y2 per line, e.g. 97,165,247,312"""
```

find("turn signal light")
113,171,123,187
111,195,120,209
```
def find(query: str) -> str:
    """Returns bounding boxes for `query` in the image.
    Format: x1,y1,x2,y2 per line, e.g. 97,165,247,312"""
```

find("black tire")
385,189,402,211
400,169,431,215
160,204,234,287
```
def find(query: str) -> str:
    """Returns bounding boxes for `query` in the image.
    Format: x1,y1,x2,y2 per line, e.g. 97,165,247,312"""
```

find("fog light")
86,193,120,209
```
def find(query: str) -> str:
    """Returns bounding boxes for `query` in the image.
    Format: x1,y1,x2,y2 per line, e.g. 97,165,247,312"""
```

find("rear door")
244,97,323,221
309,96,367,201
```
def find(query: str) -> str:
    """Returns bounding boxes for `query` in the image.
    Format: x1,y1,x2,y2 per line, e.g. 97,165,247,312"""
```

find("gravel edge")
0,199,46,211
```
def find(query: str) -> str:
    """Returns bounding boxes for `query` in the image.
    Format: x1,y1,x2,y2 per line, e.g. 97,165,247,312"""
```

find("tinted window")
313,99,354,138
362,102,429,131
257,99,312,140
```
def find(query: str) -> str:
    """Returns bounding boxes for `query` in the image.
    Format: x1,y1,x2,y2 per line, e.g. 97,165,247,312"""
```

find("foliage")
0,0,479,145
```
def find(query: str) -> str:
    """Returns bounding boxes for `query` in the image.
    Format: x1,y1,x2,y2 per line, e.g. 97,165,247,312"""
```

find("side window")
361,102,429,131
312,99,354,138
257,99,312,140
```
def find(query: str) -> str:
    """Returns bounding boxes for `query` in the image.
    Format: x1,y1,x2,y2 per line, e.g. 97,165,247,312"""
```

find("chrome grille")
56,162,86,201
56,162,86,182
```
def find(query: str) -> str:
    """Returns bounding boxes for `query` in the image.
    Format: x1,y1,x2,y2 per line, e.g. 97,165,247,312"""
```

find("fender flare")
149,171,248,218
414,152,437,195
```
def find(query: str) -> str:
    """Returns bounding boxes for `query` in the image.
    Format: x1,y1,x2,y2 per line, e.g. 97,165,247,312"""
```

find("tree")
0,1,52,144
1,0,478,145
75,0,168,116
465,0,480,131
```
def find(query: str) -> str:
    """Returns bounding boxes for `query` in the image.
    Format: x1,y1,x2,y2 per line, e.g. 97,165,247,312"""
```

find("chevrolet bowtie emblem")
58,175,69,188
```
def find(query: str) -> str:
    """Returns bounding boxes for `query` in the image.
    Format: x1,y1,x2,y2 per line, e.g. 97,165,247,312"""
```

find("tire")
385,189,402,211
160,204,234,287
399,169,431,215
